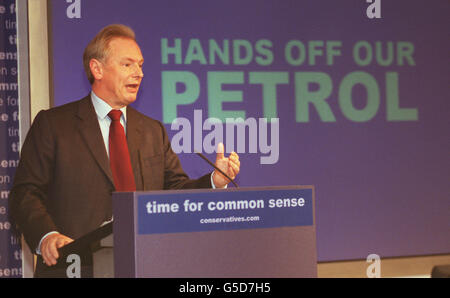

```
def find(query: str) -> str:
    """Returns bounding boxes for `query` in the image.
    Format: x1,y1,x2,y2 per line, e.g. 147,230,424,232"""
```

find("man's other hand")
213,143,240,188
41,233,74,266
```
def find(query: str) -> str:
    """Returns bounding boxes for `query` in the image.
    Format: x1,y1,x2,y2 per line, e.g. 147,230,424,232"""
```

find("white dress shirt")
90,91,127,158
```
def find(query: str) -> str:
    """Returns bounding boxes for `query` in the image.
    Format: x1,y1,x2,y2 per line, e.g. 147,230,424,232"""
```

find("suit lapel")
126,106,144,190
76,96,115,187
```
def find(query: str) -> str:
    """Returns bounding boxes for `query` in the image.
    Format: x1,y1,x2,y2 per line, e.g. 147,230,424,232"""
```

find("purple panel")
112,192,136,277
136,227,317,278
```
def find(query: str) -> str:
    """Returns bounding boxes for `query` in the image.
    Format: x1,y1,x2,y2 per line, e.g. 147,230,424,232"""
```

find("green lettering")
285,40,306,66
326,41,342,65
386,72,418,121
208,71,245,122
209,39,230,65
339,71,380,122
161,38,182,64
353,41,372,66
162,71,199,123
397,42,415,66
185,39,207,65
255,39,274,66
249,72,289,119
375,41,393,66
295,72,335,122
308,41,324,65
233,40,253,65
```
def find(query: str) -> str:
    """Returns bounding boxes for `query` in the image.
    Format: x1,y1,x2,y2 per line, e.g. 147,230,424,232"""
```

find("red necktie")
108,110,136,191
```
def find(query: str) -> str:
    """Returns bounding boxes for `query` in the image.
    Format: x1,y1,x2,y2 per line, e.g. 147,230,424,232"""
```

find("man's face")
95,37,144,108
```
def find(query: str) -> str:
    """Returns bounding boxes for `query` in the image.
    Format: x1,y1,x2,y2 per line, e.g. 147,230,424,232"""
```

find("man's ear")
89,58,103,81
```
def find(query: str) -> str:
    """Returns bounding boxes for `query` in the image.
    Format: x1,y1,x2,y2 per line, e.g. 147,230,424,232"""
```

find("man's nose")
132,64,144,78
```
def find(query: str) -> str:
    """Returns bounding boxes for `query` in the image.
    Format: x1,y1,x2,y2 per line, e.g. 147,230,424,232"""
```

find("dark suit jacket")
10,95,212,254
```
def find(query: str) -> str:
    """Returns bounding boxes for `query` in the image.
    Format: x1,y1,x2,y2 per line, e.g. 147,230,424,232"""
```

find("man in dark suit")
9,24,240,277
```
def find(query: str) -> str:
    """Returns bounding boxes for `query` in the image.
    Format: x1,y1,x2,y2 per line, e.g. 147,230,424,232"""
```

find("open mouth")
126,84,139,93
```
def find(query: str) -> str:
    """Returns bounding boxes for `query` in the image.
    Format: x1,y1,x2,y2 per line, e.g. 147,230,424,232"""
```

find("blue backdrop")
48,0,449,261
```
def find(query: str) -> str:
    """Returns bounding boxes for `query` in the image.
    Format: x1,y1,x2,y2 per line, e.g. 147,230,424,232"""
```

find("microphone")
194,150,239,188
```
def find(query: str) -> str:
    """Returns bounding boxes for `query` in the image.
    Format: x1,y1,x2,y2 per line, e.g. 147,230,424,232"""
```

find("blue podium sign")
137,187,313,235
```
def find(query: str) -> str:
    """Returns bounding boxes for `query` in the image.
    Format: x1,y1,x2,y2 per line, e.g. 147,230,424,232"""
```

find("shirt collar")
90,91,127,122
